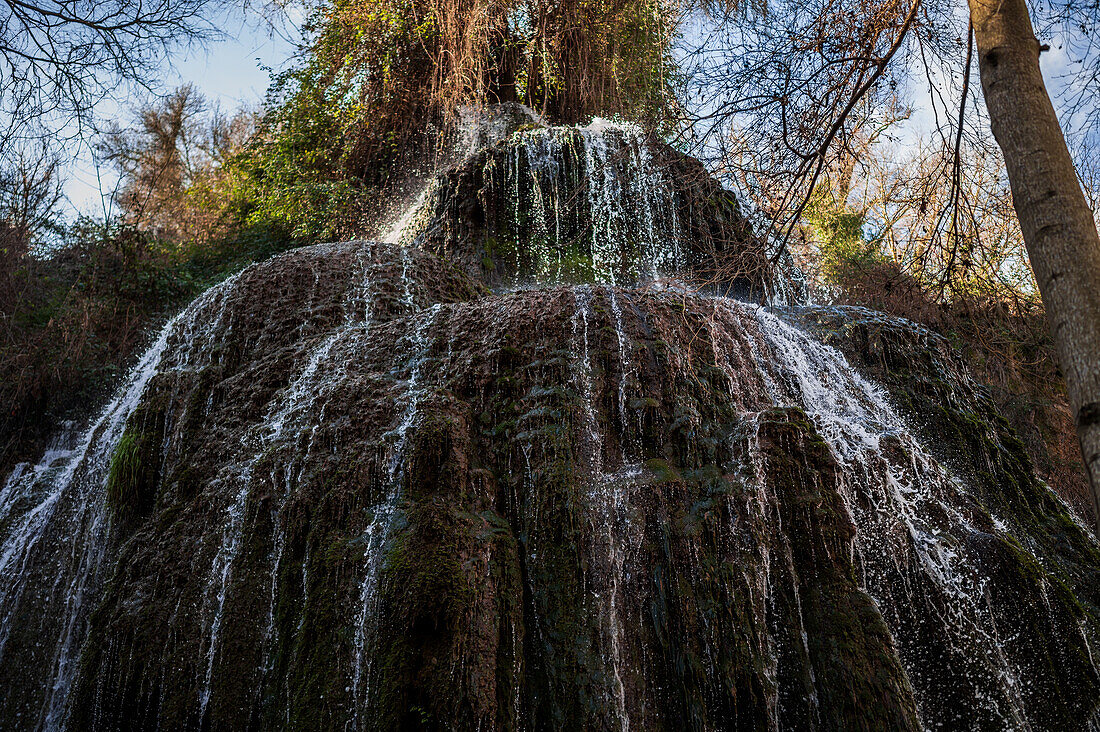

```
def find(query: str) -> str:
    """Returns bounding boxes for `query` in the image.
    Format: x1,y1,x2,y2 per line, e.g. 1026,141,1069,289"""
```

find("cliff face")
1,116,1099,731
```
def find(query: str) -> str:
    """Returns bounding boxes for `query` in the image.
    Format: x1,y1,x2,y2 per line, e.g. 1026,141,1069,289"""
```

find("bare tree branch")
0,0,228,153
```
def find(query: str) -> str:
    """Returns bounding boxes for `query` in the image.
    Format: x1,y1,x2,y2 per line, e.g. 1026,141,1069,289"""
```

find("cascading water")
0,273,243,729
3,110,1099,730
500,121,684,286
607,288,635,447
402,113,715,293
742,303,1044,725
572,287,633,731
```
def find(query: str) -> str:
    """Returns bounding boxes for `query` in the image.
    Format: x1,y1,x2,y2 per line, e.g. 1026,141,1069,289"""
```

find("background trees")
0,0,252,471
0,0,682,475
97,84,257,245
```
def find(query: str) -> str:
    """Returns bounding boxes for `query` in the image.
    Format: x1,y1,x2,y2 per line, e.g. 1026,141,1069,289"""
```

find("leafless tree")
98,85,207,237
0,0,229,154
0,143,64,248
676,0,926,247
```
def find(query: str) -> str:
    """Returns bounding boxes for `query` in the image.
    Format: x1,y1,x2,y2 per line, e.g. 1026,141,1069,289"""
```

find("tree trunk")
967,0,1100,534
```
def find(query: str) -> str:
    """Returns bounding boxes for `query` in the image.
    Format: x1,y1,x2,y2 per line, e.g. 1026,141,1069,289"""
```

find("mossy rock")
106,408,165,524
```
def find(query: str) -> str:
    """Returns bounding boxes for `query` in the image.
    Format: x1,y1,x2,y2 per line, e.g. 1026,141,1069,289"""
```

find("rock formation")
1,112,1098,730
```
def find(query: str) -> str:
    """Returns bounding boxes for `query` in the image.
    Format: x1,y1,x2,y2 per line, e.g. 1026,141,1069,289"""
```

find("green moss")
105,415,163,523
787,308,1100,723
645,458,681,484
63,269,1100,729
106,431,142,511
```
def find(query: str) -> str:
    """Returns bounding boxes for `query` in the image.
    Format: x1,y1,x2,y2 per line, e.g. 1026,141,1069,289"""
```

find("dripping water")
199,245,391,719
502,121,684,288
349,303,442,727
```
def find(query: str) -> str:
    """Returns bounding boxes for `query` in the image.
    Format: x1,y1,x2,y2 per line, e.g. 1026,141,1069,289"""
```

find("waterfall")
382,182,440,247
3,114,1098,730
571,286,667,731
197,243,412,721
607,288,635,446
194,258,361,719
0,274,242,729
572,287,603,474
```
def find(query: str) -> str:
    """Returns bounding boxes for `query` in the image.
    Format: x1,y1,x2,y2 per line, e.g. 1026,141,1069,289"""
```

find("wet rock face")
397,121,771,299
58,251,925,731
1,125,1099,729
0,236,1085,731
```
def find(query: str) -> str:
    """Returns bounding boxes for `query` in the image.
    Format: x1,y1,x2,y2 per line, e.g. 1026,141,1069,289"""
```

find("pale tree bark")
967,0,1100,534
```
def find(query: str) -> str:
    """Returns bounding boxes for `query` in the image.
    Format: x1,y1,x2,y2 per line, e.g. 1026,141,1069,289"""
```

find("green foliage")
0,218,277,474
217,0,678,246
105,413,164,522
804,185,887,290
0,1,682,468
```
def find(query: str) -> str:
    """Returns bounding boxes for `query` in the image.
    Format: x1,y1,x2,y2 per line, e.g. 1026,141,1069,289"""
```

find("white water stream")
504,121,683,287
0,273,244,729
